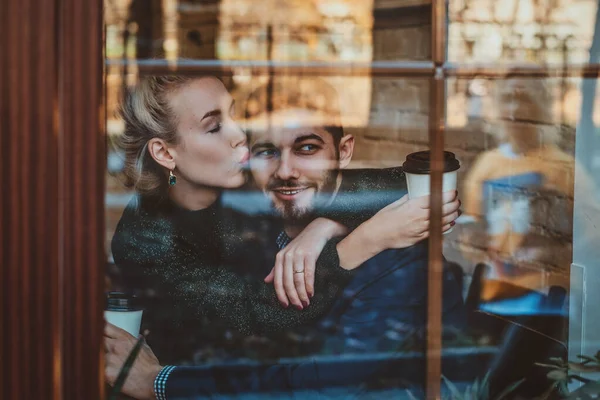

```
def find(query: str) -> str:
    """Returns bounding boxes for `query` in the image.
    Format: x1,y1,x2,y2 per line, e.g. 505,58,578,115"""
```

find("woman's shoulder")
111,195,178,263
115,195,173,232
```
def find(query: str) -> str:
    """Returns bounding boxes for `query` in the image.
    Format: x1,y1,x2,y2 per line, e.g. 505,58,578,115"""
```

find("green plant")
536,351,600,399
441,372,524,400
564,380,600,400
404,373,524,400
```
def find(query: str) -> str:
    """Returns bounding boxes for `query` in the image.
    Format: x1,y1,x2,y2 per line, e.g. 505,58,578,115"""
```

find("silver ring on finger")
294,269,304,274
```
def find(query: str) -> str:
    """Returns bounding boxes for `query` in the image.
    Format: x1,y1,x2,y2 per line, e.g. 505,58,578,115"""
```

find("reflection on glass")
444,76,600,397
217,0,373,61
448,0,599,64
101,1,600,399
104,0,432,256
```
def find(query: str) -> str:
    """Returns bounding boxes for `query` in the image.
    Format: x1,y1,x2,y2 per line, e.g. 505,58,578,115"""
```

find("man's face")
248,108,351,222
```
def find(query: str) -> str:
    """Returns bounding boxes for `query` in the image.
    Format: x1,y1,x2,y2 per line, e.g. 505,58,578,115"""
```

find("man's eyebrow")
250,141,276,152
294,133,325,144
201,109,221,121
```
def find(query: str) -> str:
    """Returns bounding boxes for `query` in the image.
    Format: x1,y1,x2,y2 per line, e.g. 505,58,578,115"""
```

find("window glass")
443,75,600,397
104,1,440,398
448,0,599,65
103,1,600,398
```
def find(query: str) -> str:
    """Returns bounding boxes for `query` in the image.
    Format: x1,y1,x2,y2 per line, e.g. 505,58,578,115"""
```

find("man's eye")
208,123,222,134
254,149,277,158
298,144,318,152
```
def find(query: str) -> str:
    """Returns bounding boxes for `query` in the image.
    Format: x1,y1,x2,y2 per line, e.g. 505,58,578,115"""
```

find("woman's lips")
235,149,250,171
239,150,250,164
235,147,250,167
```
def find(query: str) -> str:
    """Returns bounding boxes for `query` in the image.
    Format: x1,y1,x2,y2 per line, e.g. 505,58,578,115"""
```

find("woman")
111,75,459,363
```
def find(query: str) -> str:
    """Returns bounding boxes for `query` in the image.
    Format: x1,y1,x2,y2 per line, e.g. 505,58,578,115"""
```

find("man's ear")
147,138,176,171
338,134,354,169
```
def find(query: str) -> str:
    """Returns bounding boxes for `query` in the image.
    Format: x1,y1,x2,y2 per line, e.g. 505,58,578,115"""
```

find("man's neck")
283,223,307,239
169,181,220,211
283,171,344,239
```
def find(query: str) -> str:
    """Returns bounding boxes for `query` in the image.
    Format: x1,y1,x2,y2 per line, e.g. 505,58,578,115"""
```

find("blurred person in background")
460,77,600,306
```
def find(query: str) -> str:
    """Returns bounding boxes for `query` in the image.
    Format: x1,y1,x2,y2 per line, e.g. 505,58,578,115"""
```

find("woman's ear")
338,134,355,169
147,138,176,170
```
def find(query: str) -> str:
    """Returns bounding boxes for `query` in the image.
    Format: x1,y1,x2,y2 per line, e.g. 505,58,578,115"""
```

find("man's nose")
274,153,298,180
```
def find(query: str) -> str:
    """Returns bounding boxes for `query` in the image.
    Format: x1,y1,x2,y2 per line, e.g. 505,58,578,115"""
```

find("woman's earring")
169,170,177,186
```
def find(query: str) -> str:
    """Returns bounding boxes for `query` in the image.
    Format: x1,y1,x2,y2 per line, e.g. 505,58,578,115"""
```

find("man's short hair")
243,77,344,146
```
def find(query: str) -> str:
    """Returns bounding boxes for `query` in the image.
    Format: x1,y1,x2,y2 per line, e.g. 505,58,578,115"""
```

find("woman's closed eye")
207,122,222,134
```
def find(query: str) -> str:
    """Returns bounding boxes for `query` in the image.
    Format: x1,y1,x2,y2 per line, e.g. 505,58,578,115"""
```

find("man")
243,82,465,350
105,79,464,399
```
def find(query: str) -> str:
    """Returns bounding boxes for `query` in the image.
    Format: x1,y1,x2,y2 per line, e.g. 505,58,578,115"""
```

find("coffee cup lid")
106,292,143,311
402,151,460,174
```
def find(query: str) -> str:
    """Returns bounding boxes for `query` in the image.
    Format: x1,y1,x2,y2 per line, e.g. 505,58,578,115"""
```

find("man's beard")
276,200,314,225
267,171,338,223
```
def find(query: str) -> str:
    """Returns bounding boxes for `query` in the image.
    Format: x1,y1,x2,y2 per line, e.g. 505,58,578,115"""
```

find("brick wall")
350,5,431,168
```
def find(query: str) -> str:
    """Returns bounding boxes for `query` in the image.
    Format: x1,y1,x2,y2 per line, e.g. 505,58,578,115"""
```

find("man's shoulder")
340,167,406,193
330,167,407,219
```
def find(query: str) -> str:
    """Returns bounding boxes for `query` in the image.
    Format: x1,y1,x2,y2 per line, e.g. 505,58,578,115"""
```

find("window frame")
5,0,600,398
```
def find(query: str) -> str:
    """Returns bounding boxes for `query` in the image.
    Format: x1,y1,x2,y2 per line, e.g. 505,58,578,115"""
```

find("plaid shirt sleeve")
154,365,177,400
276,230,291,249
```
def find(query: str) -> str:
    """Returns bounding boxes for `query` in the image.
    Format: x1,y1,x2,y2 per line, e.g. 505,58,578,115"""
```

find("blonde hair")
117,76,192,197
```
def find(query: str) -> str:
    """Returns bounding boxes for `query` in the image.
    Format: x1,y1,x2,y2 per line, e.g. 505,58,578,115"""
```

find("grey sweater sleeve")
112,214,353,336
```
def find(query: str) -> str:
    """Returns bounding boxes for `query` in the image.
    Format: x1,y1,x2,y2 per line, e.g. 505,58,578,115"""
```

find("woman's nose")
229,123,247,149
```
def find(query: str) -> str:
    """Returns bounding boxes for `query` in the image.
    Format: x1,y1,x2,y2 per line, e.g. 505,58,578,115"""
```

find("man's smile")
271,187,311,201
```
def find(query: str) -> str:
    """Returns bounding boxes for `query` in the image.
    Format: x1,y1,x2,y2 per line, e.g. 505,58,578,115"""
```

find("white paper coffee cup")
105,292,143,337
405,170,458,199
403,151,460,234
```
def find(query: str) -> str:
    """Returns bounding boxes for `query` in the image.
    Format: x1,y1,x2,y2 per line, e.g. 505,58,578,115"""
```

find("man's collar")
324,171,344,207
276,230,292,250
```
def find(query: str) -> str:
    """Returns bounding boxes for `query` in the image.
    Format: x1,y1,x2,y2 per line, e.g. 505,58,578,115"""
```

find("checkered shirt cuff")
276,230,292,249
153,365,176,400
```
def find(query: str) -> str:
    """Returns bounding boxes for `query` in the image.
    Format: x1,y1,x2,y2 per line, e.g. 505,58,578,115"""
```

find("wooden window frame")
3,0,600,399
1,0,105,399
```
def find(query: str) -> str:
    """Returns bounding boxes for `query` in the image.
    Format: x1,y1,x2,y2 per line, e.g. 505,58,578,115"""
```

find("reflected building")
104,0,435,258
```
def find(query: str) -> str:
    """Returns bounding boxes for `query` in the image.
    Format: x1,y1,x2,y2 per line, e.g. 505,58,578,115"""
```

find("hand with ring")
265,218,348,309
